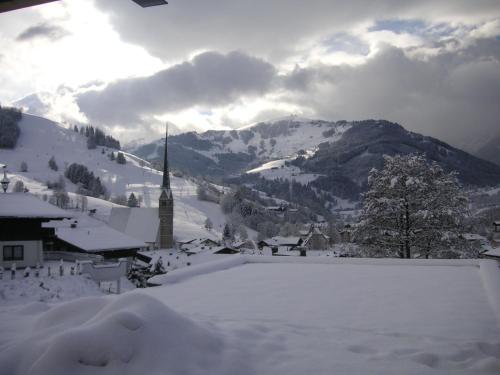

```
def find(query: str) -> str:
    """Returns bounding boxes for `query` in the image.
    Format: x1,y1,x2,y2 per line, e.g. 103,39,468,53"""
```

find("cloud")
94,0,500,63
280,38,500,151
77,51,276,125
16,22,69,42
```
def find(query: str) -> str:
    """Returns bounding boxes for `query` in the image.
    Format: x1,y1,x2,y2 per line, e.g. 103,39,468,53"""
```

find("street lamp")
1,165,10,193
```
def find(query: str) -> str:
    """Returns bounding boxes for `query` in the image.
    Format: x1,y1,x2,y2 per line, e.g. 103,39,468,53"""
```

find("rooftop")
45,220,146,251
0,193,72,219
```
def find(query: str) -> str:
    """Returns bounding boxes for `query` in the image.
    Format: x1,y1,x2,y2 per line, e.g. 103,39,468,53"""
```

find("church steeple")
162,123,170,190
158,122,174,249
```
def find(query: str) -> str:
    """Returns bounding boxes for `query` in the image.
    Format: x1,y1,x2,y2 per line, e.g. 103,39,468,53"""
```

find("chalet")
179,238,220,252
0,193,71,268
184,244,239,256
43,219,147,259
303,226,330,250
258,236,303,252
340,224,353,243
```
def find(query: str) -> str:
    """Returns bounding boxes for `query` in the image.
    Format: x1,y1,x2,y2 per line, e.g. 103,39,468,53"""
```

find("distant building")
108,124,174,249
0,193,71,268
258,236,303,252
303,225,330,250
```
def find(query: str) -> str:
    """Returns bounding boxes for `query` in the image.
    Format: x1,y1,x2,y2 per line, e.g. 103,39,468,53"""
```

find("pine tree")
13,180,25,193
87,135,97,149
48,156,58,171
222,223,233,243
20,161,28,172
204,217,213,231
116,152,126,164
73,125,79,133
127,193,139,207
357,154,468,258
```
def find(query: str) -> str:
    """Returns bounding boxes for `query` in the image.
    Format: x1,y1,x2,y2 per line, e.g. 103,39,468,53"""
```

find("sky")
0,0,499,149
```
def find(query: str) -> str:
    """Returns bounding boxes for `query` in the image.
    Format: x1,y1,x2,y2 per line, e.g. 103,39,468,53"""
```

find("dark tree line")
0,105,22,149
65,163,108,198
81,125,121,150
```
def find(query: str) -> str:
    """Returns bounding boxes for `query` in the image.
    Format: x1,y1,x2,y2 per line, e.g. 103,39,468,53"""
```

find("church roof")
108,207,159,244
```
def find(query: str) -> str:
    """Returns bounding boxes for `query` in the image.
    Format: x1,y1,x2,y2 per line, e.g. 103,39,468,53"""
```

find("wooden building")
0,193,71,268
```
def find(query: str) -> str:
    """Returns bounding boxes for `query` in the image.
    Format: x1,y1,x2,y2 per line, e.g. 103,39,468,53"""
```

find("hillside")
129,117,500,213
0,114,227,241
475,133,500,167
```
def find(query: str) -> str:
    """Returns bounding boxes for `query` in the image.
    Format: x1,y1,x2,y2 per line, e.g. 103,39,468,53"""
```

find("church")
108,125,174,249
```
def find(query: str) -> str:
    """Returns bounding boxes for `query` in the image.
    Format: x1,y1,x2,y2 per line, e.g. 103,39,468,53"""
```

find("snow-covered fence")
80,258,128,294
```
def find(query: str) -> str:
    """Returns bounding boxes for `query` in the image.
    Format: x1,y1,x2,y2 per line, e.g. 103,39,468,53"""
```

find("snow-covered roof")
261,236,302,246
0,193,72,219
108,207,159,243
483,248,500,258
53,222,146,252
462,233,486,241
494,221,500,226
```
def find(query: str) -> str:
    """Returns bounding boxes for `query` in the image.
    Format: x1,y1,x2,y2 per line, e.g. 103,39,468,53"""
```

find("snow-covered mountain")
0,114,229,241
130,117,500,204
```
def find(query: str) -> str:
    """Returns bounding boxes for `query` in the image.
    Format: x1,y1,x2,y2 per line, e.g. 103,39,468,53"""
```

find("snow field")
1,258,499,374
142,258,500,375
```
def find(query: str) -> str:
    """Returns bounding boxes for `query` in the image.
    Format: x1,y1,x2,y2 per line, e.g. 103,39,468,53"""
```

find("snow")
142,258,500,375
0,272,102,306
1,257,500,374
246,158,324,185
0,193,72,218
0,114,228,241
47,221,146,252
0,293,236,375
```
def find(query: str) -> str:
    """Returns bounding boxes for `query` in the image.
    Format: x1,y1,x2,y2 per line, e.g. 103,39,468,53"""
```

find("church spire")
162,123,170,190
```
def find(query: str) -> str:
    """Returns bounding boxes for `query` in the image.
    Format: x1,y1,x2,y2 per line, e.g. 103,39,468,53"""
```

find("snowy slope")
0,114,226,240
129,116,351,174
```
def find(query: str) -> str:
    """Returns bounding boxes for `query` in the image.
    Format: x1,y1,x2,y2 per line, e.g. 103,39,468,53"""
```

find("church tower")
158,124,174,248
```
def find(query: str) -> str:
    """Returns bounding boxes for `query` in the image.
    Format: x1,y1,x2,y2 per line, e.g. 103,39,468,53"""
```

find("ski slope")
0,114,226,240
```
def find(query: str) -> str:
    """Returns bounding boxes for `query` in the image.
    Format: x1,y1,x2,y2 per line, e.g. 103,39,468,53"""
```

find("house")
339,224,353,243
43,219,147,259
258,236,303,252
303,226,330,250
0,193,72,268
184,244,239,256
179,238,220,252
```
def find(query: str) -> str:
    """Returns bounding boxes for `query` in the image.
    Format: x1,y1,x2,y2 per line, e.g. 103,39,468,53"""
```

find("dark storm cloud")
94,0,500,63
281,38,500,150
77,51,276,125
16,22,69,42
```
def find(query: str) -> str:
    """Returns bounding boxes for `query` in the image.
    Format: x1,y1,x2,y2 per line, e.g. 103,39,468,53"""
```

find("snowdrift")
0,293,230,375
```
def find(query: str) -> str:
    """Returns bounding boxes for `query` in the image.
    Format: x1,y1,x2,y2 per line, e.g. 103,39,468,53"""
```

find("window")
3,245,24,261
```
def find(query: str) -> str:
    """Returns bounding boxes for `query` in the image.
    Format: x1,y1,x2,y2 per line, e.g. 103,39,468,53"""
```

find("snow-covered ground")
246,158,324,185
0,114,229,240
1,257,499,375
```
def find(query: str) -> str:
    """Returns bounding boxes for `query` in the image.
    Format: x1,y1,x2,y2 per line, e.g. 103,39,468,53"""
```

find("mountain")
475,133,500,167
130,118,500,202
0,114,228,240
